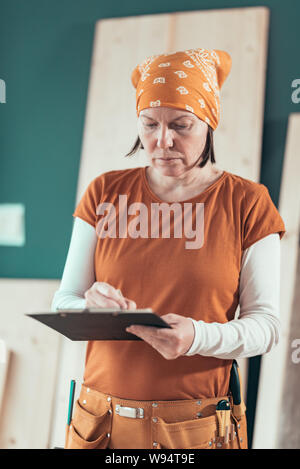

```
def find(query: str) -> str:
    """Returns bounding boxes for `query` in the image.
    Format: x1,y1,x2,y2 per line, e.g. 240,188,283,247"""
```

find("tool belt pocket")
65,399,111,449
153,414,217,449
153,408,248,450
230,412,248,449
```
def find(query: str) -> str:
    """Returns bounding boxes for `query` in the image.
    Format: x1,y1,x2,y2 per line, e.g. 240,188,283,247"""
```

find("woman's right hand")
84,282,137,310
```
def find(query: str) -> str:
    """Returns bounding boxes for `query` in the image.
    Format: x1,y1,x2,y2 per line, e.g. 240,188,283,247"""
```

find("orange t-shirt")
73,166,286,400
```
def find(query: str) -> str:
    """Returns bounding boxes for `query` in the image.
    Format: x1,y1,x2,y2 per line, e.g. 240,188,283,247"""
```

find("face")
137,106,208,177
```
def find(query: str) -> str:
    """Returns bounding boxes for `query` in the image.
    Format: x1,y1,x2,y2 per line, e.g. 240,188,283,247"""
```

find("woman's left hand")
126,313,195,360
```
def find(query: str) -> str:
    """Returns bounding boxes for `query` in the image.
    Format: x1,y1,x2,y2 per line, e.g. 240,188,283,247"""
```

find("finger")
126,325,167,339
101,301,121,309
116,289,129,310
125,325,176,358
99,298,122,309
161,313,181,321
117,291,137,310
126,326,157,344
161,314,181,326
96,283,127,309
124,298,137,310
126,325,148,338
126,327,171,358
85,289,122,309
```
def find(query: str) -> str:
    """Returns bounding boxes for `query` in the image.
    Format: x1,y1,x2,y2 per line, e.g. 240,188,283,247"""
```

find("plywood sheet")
0,279,60,449
277,247,300,448
0,342,10,416
253,113,300,448
49,338,86,449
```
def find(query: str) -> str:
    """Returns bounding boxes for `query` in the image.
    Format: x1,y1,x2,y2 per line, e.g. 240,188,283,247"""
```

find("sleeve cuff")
184,318,204,356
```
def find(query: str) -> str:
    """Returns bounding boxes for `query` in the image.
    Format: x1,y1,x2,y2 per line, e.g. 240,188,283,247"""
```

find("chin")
154,162,184,175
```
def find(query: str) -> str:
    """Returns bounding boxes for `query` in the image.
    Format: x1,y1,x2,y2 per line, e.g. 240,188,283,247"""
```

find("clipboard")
26,307,172,341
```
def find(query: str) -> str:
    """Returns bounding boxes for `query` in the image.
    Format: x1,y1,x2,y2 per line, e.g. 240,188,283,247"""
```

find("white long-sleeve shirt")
51,217,281,359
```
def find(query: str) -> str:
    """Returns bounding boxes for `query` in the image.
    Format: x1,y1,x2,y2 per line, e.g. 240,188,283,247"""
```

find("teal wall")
0,0,299,279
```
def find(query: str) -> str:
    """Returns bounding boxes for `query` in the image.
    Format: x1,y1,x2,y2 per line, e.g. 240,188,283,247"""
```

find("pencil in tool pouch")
67,379,76,426
216,399,231,443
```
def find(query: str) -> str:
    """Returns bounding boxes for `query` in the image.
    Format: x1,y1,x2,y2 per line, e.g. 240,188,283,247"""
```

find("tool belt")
65,360,247,449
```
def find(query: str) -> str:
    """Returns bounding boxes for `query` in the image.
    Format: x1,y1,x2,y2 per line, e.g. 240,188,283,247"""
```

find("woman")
51,48,286,449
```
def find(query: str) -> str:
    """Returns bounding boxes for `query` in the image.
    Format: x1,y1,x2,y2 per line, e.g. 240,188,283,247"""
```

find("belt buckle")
115,405,144,419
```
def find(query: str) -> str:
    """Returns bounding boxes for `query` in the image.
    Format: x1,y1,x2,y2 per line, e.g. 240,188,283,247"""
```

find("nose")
156,125,174,149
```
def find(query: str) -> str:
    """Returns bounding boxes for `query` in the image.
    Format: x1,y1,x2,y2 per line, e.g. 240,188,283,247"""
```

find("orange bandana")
131,48,232,130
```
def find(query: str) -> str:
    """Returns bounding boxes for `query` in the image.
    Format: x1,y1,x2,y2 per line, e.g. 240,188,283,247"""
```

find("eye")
145,124,188,129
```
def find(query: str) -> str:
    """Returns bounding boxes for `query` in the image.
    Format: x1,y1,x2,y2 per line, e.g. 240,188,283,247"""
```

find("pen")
67,379,76,426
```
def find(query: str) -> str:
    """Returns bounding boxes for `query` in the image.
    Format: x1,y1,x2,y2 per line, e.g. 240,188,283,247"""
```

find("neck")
147,162,217,191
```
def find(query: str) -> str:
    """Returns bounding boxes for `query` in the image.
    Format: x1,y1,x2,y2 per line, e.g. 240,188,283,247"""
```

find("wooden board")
0,279,61,449
51,6,269,448
49,337,86,448
0,342,10,416
277,247,300,448
252,113,300,448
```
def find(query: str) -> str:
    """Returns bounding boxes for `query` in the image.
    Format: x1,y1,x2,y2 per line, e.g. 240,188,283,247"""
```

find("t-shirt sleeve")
72,176,102,228
242,184,286,250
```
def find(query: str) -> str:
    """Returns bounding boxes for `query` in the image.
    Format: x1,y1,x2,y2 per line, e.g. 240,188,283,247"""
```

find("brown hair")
124,125,216,168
